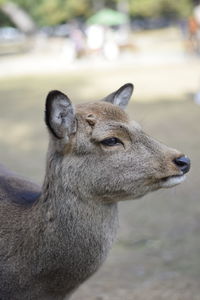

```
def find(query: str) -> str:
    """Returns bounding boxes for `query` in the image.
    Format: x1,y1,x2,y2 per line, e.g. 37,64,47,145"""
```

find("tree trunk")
1,2,36,34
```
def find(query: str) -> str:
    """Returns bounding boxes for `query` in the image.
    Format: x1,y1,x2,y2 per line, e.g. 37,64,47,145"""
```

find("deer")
0,83,190,300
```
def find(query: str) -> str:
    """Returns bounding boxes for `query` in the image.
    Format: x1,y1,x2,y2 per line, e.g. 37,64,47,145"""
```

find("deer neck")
40,169,119,244
34,156,119,284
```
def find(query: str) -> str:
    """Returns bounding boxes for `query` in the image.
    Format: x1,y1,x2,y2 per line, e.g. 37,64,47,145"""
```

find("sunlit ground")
0,28,200,299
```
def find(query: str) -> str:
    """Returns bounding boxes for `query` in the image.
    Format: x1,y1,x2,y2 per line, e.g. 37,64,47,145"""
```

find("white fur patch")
130,120,142,130
161,175,186,188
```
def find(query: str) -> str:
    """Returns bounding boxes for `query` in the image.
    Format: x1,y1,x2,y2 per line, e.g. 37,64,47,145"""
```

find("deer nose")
174,156,191,174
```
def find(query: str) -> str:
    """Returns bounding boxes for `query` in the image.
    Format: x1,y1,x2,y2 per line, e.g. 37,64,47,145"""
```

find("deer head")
45,83,190,203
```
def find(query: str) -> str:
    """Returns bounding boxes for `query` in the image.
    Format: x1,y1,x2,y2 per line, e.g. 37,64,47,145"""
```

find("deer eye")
101,137,123,146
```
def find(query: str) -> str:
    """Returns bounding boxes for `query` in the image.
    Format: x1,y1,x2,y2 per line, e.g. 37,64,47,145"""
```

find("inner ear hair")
102,83,134,110
45,90,76,140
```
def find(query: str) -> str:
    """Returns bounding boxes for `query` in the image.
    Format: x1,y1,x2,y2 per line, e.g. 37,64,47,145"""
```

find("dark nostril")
174,156,191,174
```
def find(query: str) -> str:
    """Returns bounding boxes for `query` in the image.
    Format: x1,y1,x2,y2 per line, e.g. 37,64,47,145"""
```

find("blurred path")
0,27,199,78
1,27,200,103
2,51,199,104
0,46,196,78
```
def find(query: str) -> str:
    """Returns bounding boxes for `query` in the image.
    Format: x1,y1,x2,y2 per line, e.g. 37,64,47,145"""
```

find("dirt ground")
0,28,200,299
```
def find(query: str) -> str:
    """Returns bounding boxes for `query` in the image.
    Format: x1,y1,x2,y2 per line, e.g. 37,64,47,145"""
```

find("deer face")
45,84,190,203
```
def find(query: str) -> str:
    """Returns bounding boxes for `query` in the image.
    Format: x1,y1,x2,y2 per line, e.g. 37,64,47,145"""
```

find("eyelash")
100,137,124,147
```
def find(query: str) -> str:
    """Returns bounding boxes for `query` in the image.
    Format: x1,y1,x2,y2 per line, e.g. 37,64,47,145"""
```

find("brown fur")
0,84,190,299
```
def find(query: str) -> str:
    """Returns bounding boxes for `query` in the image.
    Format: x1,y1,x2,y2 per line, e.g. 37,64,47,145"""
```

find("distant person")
187,4,200,54
86,25,105,53
103,27,119,60
69,23,86,58
194,3,200,26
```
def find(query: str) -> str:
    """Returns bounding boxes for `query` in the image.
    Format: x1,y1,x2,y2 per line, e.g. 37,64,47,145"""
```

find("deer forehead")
76,102,129,123
75,102,144,143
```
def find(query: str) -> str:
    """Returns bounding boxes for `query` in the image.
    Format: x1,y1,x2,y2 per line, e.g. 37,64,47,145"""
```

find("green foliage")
35,0,91,25
0,0,92,26
129,0,193,18
0,10,13,26
0,0,195,27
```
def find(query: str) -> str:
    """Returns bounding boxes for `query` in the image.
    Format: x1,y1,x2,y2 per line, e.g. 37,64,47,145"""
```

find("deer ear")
45,90,76,140
103,83,134,109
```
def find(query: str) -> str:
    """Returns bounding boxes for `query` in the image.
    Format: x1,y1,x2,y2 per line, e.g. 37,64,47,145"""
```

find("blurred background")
0,0,200,299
